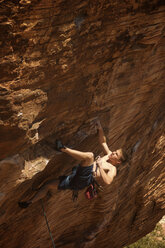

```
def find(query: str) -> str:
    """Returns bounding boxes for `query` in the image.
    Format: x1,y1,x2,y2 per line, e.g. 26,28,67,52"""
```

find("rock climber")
18,120,127,208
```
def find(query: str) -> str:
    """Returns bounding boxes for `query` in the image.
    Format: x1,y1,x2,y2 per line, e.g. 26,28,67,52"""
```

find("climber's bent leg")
62,147,94,167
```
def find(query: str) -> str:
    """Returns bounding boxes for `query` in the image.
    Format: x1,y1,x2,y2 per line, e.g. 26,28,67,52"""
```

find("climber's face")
107,149,122,165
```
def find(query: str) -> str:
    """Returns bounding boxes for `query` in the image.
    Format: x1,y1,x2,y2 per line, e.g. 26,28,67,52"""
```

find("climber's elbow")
106,179,113,185
103,177,113,185
106,173,116,185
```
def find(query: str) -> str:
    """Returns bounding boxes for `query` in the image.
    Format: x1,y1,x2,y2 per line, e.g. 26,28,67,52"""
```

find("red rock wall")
0,0,165,247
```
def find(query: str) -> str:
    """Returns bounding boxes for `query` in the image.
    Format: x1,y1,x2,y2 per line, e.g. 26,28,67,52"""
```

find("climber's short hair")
119,148,128,163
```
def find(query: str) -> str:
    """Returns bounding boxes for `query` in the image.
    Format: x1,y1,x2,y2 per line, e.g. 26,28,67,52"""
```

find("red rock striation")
0,0,165,247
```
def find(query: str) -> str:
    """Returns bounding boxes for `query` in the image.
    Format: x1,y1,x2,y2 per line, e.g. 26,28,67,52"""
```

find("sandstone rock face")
0,0,165,247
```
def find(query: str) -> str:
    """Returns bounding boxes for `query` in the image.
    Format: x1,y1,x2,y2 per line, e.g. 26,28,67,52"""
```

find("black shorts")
58,164,93,190
58,175,73,190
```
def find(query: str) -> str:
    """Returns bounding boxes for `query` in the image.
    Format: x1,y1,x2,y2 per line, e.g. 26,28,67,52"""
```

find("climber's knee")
82,152,94,166
87,152,94,162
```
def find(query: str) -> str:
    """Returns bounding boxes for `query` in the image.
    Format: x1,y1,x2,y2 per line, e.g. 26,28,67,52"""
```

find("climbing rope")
40,200,55,248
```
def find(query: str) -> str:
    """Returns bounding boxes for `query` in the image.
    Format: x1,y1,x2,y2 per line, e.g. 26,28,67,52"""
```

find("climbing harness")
85,182,97,200
85,161,103,200
72,163,103,201
41,200,55,248
85,177,103,200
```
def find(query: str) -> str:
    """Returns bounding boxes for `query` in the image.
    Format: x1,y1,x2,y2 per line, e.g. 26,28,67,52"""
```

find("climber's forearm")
98,126,107,144
98,127,111,155
98,165,113,185
95,120,111,155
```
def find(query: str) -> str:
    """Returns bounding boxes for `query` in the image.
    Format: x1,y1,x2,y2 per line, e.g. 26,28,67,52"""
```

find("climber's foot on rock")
18,201,32,209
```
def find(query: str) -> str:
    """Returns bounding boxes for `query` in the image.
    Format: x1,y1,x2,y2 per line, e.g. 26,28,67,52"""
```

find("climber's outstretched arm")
95,120,112,155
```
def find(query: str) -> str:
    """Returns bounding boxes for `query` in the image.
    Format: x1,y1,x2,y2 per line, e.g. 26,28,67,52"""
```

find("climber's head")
107,148,127,165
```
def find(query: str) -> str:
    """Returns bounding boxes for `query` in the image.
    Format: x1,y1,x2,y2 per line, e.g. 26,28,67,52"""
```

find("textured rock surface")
0,0,165,247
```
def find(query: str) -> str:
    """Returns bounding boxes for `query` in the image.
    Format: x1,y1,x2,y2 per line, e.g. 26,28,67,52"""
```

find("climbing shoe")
55,139,66,152
18,201,31,208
